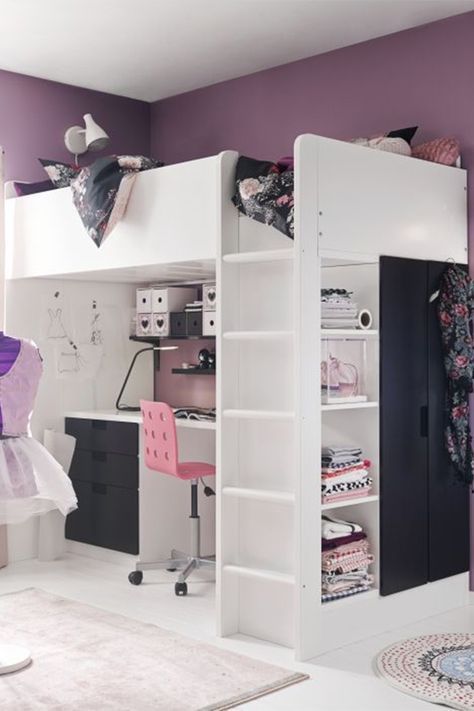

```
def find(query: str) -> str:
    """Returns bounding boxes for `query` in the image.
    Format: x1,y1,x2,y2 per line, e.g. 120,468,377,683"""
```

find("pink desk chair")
128,400,216,596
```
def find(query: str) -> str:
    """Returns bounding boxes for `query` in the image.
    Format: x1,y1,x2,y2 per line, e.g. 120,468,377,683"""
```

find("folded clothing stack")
321,446,372,504
321,515,374,603
321,288,358,329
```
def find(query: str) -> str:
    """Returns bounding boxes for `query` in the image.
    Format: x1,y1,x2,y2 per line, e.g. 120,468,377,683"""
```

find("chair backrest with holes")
140,400,179,476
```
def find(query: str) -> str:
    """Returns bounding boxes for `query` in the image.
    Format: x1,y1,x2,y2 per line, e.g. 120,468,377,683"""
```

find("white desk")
64,409,216,565
65,409,216,431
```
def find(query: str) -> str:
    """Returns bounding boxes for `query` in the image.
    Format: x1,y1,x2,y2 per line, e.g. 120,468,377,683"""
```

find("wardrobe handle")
420,405,428,438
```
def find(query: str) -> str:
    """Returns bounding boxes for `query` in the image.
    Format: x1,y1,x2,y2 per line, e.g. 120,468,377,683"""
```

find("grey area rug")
0,589,307,710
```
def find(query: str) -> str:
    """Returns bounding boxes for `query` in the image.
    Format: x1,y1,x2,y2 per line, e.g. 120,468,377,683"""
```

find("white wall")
5,278,153,561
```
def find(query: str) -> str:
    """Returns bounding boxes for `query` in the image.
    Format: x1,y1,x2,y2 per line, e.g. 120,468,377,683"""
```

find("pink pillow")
412,137,460,166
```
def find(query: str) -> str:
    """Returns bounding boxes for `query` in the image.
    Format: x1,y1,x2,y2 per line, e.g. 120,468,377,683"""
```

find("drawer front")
66,480,138,555
186,311,203,336
69,449,138,489
170,312,186,337
202,311,216,336
136,288,152,313
65,418,138,456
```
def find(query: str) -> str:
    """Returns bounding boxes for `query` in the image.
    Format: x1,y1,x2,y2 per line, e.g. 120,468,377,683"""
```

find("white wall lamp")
64,113,110,164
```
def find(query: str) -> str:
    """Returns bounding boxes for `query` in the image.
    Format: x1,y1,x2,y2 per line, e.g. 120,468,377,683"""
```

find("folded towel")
321,486,372,505
322,552,374,574
322,446,363,457
322,515,363,540
321,469,370,486
322,460,370,475
322,538,369,560
321,319,359,328
321,585,372,603
322,531,366,551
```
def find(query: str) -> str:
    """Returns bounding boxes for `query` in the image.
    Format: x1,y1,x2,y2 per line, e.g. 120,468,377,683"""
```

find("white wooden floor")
1,553,473,710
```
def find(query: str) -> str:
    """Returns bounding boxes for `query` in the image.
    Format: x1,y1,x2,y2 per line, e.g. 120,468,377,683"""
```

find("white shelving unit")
320,258,381,617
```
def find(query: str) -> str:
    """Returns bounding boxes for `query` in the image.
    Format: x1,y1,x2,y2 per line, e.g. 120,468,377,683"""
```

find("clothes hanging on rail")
437,264,474,485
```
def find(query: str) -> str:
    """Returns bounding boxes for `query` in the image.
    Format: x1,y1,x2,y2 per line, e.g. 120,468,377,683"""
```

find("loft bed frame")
4,135,469,661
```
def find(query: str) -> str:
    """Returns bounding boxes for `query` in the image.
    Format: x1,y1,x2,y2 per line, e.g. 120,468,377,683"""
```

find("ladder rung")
223,409,294,421
223,330,294,341
223,564,295,585
222,486,295,505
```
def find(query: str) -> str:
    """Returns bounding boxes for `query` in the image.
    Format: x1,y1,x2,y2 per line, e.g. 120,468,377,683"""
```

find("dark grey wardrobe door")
380,256,429,595
427,261,469,582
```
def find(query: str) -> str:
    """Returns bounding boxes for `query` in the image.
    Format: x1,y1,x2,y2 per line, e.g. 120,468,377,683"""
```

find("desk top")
64,409,216,431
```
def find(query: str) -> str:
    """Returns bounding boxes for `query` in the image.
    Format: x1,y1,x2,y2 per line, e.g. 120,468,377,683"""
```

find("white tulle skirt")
0,437,78,525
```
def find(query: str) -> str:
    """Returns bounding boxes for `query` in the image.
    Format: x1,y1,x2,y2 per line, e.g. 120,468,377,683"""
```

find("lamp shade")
83,113,109,152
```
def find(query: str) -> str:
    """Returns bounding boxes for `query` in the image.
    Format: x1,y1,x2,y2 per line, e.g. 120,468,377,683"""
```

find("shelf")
321,401,379,412
223,248,294,264
223,330,294,341
130,335,215,345
222,486,295,505
321,494,379,511
223,564,295,585
172,368,216,375
223,409,294,421
321,329,379,338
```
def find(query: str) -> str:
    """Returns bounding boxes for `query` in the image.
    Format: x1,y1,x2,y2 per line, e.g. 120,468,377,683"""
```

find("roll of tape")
358,309,373,330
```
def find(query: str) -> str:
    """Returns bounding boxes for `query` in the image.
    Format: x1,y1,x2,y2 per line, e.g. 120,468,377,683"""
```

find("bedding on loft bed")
232,129,461,239
6,155,163,248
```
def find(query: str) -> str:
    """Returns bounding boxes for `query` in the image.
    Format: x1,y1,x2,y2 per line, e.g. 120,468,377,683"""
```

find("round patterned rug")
375,633,474,710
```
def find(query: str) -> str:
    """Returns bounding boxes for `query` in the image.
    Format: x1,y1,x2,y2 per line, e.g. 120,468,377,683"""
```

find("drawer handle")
92,483,107,495
92,420,107,431
92,451,107,463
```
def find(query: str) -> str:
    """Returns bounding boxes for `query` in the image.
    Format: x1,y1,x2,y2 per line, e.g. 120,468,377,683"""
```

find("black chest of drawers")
65,418,139,555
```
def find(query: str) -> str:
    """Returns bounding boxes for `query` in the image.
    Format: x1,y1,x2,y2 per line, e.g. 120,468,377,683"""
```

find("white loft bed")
4,136,469,662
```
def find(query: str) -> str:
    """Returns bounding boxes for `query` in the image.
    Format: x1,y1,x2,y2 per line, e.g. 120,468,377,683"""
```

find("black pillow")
387,126,418,145
39,158,80,188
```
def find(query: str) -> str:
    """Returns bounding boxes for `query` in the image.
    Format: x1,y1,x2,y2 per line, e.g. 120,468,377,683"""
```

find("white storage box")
203,311,216,336
136,313,152,338
151,287,196,314
152,313,170,337
203,283,217,311
136,288,152,313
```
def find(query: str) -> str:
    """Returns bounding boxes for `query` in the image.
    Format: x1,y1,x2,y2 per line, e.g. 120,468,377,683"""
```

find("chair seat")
177,462,216,480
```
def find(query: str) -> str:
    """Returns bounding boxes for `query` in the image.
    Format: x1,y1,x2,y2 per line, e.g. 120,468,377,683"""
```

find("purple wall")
151,11,474,588
0,69,150,182
151,11,474,229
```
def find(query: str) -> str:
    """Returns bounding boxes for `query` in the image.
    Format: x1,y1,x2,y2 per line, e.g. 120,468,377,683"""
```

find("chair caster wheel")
128,570,143,586
166,568,177,572
175,582,187,596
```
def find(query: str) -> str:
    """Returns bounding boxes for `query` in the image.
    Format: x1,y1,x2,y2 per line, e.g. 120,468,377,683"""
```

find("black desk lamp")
116,344,178,412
